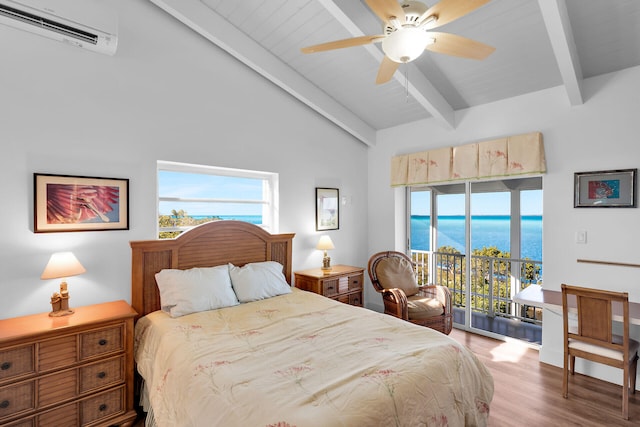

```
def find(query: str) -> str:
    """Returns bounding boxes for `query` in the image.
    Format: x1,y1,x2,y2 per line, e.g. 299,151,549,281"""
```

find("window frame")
157,160,279,237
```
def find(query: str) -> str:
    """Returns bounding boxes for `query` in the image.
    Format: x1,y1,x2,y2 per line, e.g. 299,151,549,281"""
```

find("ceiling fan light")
382,27,432,63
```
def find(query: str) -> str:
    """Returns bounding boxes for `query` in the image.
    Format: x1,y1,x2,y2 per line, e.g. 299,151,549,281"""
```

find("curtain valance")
390,131,546,187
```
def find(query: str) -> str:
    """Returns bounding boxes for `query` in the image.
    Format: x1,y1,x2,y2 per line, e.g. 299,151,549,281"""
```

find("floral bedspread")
134,288,493,427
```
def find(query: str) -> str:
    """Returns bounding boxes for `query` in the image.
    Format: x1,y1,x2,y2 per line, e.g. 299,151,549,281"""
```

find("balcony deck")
454,308,542,344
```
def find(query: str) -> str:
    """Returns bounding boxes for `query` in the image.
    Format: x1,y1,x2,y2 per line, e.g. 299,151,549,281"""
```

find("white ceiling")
149,0,640,146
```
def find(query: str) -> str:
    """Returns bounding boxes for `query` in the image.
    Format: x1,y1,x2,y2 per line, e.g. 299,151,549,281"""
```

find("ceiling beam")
538,0,583,105
149,0,377,146
318,0,455,128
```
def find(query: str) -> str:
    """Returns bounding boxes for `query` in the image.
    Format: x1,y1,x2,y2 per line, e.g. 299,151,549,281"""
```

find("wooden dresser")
294,265,364,306
0,300,137,427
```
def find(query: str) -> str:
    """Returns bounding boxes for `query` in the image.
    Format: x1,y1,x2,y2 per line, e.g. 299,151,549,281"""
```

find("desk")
512,285,640,325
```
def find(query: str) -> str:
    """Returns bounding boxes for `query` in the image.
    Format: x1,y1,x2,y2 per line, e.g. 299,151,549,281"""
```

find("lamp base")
321,253,332,273
49,308,74,317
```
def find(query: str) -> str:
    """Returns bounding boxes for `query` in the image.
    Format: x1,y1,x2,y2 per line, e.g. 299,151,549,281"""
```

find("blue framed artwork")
574,169,636,208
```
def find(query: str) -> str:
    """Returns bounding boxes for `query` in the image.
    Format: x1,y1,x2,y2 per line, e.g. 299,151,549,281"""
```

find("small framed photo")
574,169,637,208
316,187,339,231
34,173,129,232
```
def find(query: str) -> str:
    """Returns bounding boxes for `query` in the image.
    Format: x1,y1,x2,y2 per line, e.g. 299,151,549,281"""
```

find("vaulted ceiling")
149,0,640,146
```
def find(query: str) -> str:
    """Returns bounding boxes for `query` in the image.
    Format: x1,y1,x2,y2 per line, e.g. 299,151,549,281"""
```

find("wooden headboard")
130,221,295,318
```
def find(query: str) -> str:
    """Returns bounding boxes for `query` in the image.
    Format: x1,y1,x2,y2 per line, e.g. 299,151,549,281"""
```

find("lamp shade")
382,28,434,63
316,236,335,251
41,252,86,280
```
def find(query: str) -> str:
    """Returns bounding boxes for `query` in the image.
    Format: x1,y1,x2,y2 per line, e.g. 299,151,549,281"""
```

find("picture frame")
574,169,637,208
34,173,130,232
316,187,339,231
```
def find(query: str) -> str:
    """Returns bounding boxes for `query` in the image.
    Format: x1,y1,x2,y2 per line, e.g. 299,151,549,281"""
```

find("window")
157,161,278,239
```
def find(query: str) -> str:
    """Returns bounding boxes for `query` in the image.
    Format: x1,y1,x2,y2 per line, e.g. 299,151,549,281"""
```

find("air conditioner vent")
0,3,97,44
0,0,117,55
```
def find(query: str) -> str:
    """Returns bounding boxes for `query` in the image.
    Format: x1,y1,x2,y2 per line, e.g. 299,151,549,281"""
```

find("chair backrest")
368,251,419,296
561,283,630,356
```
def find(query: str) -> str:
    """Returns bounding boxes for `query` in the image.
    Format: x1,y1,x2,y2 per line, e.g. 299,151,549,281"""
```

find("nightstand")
0,300,137,427
294,265,364,306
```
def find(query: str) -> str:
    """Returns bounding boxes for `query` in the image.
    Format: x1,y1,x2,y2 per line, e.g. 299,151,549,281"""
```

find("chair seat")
569,334,640,362
407,294,444,320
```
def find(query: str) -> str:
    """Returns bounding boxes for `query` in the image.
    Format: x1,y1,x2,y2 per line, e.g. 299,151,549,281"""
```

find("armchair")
368,251,453,335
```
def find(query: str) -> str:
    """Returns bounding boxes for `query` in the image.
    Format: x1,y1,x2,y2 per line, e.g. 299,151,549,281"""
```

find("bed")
131,221,494,427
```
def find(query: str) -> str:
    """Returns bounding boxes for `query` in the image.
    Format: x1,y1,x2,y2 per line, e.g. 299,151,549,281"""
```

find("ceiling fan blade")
301,35,385,54
426,32,495,60
419,0,490,30
365,0,406,25
376,56,400,84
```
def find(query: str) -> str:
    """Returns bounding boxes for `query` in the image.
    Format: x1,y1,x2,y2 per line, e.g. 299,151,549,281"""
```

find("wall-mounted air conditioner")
0,0,117,55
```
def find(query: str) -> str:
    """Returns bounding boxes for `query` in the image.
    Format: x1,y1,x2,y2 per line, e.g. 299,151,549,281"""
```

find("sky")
411,189,542,216
158,170,264,216
159,170,543,217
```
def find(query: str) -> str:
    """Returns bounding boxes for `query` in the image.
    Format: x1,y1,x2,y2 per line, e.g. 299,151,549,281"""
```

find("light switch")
575,230,587,244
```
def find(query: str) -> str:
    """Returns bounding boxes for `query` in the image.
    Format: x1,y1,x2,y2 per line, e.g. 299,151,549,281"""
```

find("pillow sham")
154,264,239,317
228,261,291,303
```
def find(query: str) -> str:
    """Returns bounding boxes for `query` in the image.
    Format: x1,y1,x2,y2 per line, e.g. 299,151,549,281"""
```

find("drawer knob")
99,403,108,412
97,371,107,379
0,400,9,409
98,339,108,346
0,362,11,371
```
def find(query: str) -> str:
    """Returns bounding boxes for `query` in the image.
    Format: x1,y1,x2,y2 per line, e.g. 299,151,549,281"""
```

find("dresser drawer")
38,369,77,408
0,346,34,382
37,400,78,427
80,356,124,393
38,335,77,372
80,326,123,360
81,386,124,425
348,273,363,290
3,417,34,427
0,380,35,420
322,279,339,297
349,292,362,306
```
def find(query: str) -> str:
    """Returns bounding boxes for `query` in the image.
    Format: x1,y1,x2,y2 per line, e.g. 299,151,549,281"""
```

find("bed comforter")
135,288,493,427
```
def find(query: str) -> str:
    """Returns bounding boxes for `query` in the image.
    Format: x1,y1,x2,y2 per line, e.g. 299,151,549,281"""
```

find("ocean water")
411,215,542,261
190,214,542,262
191,215,263,224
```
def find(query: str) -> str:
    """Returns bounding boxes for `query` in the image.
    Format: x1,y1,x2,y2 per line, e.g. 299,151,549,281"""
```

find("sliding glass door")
409,177,543,343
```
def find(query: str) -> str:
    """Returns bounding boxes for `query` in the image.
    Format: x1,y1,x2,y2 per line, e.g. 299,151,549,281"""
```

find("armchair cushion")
407,294,445,319
375,256,420,297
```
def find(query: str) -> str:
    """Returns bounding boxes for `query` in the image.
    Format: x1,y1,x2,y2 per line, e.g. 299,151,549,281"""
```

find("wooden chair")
561,283,639,419
368,251,452,335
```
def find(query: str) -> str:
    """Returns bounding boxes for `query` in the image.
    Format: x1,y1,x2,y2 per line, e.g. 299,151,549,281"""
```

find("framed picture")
34,173,129,232
316,187,339,231
574,169,637,208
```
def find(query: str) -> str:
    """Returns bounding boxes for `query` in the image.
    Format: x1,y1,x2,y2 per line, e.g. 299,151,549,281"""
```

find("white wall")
0,0,368,319
368,65,640,386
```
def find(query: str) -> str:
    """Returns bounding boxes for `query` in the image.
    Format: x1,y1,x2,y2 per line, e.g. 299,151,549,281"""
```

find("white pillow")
228,261,291,303
154,265,239,317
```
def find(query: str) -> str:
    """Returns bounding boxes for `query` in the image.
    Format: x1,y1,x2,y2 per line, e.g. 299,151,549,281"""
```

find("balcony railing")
411,249,542,326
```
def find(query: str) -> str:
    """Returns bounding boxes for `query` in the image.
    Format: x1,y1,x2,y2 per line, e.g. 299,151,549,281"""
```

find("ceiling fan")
301,0,495,84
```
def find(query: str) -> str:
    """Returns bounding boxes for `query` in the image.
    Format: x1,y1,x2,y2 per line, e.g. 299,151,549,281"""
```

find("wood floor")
449,328,639,426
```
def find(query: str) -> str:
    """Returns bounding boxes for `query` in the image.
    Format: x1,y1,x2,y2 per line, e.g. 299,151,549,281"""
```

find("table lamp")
316,235,335,272
41,251,86,317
